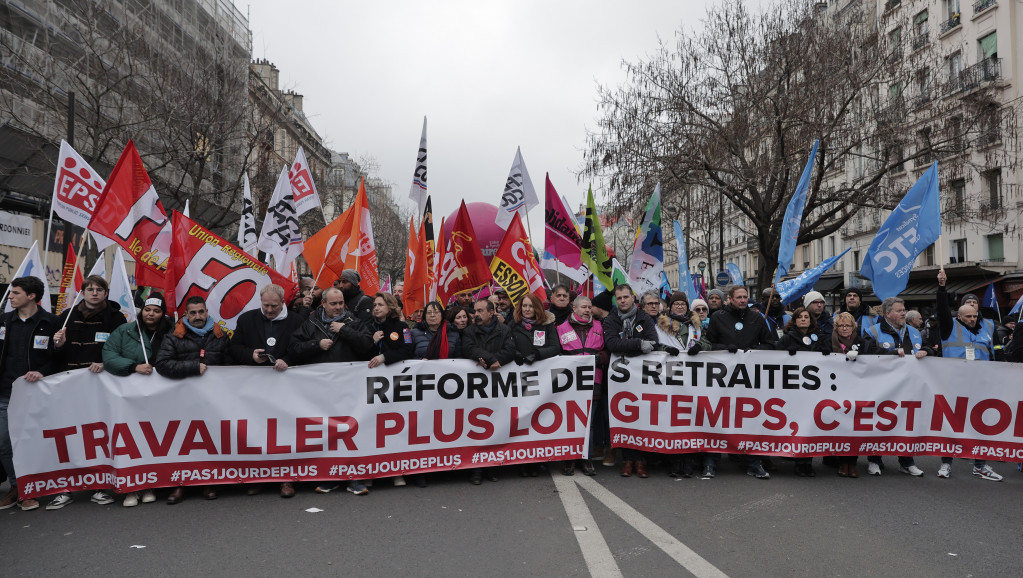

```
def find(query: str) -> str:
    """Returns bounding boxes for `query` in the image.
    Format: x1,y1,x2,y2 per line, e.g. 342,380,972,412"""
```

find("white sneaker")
141,490,157,503
899,465,924,477
937,463,951,478
91,491,115,505
122,492,139,507
393,476,406,487
973,465,1003,481
867,462,882,476
46,492,73,510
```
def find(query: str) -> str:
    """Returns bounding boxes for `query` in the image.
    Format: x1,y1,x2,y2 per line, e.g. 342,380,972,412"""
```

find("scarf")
619,305,638,336
479,316,498,335
832,329,858,353
185,316,215,337
520,316,536,331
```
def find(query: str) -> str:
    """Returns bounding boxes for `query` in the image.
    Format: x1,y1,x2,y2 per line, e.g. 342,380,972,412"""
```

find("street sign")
716,270,730,285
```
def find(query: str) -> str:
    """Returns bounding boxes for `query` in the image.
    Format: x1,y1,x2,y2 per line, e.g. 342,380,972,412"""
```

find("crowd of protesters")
1,268,1020,512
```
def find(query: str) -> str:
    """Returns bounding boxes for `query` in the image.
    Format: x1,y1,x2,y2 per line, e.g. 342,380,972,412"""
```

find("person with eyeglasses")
934,269,1002,481
830,312,875,477
47,275,127,510
802,291,833,343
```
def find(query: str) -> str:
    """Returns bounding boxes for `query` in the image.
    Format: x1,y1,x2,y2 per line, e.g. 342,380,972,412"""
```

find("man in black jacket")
462,299,516,370
601,284,658,478
230,284,304,372
337,269,374,322
288,288,373,365
461,299,516,486
0,276,58,512
53,275,126,374
153,295,229,504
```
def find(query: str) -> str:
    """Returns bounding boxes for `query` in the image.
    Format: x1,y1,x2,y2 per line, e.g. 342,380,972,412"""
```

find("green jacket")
102,319,171,377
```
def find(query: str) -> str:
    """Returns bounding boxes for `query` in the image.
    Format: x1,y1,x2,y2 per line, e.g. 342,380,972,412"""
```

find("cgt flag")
167,212,296,332
861,162,942,300
437,201,492,304
87,141,169,288
490,212,546,305
627,184,664,295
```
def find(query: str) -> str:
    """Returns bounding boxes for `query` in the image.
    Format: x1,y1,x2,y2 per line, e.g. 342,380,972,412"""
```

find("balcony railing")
973,0,996,15
945,58,1001,95
977,127,1001,147
940,13,961,35
912,31,928,51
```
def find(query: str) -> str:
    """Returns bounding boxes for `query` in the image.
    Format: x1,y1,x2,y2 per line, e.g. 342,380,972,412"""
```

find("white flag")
4,241,53,312
183,200,190,218
109,248,136,323
238,174,258,255
408,117,428,216
257,166,303,275
495,147,539,230
289,147,322,216
51,140,105,229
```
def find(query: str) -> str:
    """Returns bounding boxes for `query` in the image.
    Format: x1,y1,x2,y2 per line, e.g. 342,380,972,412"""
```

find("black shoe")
484,470,499,482
582,461,596,476
805,465,816,478
469,470,483,485
415,476,428,488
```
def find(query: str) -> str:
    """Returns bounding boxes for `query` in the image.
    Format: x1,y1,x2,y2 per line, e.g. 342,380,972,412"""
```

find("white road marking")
552,474,624,578
574,475,730,578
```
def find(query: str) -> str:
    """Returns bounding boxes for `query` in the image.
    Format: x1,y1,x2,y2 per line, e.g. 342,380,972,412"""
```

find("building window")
951,178,966,214
924,245,935,266
914,10,928,43
951,238,967,263
986,234,1004,261
979,31,997,61
853,250,861,271
984,169,1002,210
828,236,836,258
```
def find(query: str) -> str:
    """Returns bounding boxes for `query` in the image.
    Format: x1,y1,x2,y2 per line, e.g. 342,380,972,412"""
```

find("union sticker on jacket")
33,335,49,349
533,331,545,346
560,331,578,344
403,328,412,343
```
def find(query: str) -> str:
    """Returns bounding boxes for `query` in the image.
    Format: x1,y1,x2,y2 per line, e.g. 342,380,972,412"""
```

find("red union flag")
490,213,546,306
437,201,492,304
288,147,321,216
87,141,169,287
52,140,106,228
167,211,297,333
55,244,84,316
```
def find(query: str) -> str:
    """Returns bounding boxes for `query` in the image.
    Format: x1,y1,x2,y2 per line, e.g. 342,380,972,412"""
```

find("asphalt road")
3,455,1021,577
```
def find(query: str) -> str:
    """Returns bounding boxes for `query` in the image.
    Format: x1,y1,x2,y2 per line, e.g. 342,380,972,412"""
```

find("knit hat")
707,289,725,301
691,298,709,311
960,293,979,307
803,291,825,308
339,269,361,285
669,291,689,307
842,287,864,300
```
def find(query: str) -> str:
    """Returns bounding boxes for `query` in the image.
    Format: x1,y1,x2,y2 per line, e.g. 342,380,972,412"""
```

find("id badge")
33,335,50,349
965,345,976,361
95,332,110,343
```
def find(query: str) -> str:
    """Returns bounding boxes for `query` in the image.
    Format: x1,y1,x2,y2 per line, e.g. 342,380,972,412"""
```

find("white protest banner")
10,356,595,499
608,351,1023,459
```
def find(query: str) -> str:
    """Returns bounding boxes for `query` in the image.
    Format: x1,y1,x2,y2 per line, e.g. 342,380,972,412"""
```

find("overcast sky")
239,0,713,235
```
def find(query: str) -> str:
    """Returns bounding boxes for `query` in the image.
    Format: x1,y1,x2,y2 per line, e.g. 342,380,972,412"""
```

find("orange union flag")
166,211,296,333
489,212,546,306
437,201,492,304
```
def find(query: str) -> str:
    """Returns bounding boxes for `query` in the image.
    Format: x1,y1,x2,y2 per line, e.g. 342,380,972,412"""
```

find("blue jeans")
0,398,15,487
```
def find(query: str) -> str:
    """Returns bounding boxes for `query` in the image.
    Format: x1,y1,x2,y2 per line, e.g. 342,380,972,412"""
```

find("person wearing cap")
839,287,877,335
934,270,1002,481
493,288,514,324
958,290,995,338
803,291,833,343
706,289,725,315
101,293,173,507
336,269,374,322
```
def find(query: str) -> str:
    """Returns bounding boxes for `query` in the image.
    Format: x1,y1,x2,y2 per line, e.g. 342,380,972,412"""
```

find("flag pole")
937,235,945,272
136,318,150,365
58,233,91,330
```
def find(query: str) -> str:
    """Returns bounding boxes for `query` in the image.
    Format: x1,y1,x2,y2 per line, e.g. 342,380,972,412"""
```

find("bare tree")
583,0,1008,290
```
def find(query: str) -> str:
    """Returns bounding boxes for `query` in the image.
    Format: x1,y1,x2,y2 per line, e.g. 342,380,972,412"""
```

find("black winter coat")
229,308,305,366
601,307,658,356
509,311,561,362
287,308,373,364
56,300,126,371
777,327,831,354
707,305,777,350
462,318,516,367
370,316,415,365
154,320,230,379
0,307,59,397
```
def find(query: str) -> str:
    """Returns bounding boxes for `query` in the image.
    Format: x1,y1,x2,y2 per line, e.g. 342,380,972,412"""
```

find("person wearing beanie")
101,292,174,507
706,289,725,314
336,269,374,322
803,290,833,343
690,299,711,329
958,292,996,337
839,287,877,333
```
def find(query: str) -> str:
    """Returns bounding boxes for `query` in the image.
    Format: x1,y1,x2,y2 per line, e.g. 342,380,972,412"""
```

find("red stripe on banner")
608,428,1023,461
15,438,586,499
